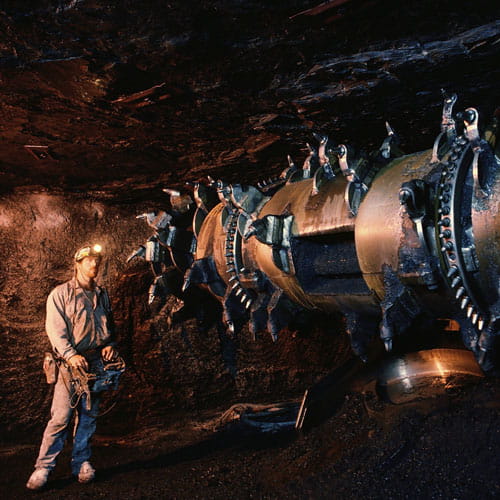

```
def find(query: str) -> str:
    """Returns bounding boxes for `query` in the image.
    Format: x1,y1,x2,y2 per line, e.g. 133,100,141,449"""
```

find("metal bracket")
311,134,335,195
302,143,317,179
431,90,458,163
332,144,368,215
245,213,295,274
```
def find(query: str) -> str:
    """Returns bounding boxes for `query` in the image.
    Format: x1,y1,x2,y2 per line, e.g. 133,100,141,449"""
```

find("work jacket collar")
71,277,103,296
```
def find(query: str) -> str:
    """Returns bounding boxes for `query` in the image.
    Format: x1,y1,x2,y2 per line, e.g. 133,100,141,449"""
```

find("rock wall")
0,190,146,438
0,190,350,442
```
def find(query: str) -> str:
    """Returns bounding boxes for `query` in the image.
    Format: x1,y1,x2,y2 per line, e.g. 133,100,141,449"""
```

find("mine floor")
2,373,499,499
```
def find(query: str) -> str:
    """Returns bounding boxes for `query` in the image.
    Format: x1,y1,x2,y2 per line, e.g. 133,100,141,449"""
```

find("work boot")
77,461,95,483
26,468,50,490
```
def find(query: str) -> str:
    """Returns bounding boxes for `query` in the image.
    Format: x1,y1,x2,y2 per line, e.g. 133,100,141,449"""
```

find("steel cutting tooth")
228,275,238,282
235,288,243,297
478,318,484,331
451,276,461,288
384,338,393,352
467,306,474,318
239,294,247,303
231,282,239,290
460,296,470,309
245,298,253,309
471,312,478,325
455,287,465,299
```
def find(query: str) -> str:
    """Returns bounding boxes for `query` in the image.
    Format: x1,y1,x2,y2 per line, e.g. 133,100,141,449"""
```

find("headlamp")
74,244,103,262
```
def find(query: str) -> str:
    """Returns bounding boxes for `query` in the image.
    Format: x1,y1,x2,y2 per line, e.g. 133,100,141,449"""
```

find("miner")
26,244,119,490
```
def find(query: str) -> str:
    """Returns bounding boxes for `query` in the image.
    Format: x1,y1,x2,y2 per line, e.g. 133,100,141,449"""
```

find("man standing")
26,244,118,490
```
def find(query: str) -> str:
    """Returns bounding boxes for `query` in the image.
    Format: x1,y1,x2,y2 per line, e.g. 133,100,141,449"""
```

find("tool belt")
43,351,126,411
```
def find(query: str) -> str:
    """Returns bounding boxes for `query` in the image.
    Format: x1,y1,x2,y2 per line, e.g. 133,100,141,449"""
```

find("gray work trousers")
35,365,101,475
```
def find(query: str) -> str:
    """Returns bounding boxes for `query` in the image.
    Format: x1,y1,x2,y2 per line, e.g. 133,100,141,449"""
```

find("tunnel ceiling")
0,0,499,202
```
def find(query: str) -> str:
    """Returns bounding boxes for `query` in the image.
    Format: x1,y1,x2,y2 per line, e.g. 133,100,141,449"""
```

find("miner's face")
77,256,101,280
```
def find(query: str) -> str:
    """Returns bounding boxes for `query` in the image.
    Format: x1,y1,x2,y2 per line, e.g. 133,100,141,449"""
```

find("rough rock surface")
0,1,499,199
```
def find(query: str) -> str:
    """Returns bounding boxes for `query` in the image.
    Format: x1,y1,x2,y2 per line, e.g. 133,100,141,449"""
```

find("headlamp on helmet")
74,244,103,262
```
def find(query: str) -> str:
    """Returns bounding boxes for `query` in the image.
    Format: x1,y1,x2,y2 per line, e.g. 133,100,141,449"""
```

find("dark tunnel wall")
0,191,148,437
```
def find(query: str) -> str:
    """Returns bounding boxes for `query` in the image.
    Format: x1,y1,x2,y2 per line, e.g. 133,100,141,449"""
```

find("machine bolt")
442,241,454,252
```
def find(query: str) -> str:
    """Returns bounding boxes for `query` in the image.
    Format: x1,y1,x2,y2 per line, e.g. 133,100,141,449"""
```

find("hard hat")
74,244,103,262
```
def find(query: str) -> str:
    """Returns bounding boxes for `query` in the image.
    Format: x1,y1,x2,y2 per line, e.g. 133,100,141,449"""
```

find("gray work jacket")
45,278,115,360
